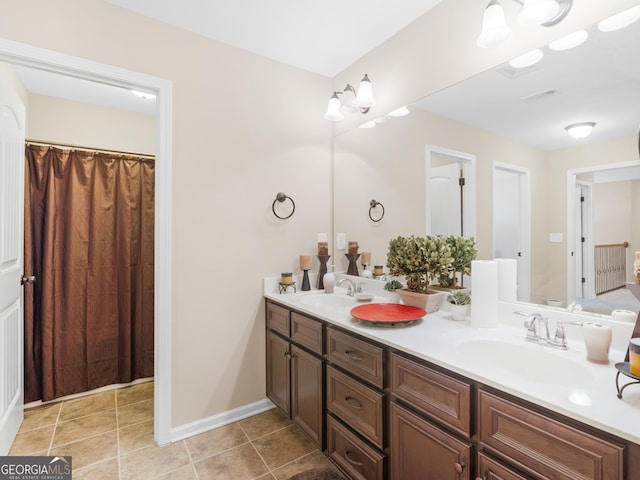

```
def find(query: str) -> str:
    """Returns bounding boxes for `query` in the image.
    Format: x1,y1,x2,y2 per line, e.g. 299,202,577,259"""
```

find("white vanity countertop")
264,275,640,445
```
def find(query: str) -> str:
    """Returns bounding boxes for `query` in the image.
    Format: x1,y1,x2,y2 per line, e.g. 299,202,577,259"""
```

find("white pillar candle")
495,258,517,302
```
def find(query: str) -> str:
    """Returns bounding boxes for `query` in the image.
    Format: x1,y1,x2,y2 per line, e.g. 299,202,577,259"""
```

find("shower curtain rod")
25,139,155,160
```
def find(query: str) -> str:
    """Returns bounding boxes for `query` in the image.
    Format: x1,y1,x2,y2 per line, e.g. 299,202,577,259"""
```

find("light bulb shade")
518,0,560,25
598,5,640,32
509,49,544,69
324,93,344,121
339,84,358,114
565,122,595,139
477,0,511,48
548,29,588,51
354,74,375,108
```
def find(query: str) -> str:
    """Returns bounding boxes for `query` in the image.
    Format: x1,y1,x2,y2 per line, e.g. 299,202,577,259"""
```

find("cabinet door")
476,453,529,480
266,330,290,415
390,402,472,480
291,345,323,447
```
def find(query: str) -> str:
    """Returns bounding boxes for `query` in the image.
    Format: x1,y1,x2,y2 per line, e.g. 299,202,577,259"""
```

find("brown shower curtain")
24,144,155,402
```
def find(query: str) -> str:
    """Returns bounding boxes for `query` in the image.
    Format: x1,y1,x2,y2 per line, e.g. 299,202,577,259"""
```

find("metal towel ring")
272,192,295,219
369,199,385,222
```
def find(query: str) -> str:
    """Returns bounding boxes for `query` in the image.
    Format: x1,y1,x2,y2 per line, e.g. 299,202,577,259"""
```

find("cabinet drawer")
266,302,289,337
477,452,529,480
390,352,471,438
390,402,472,480
291,312,323,354
327,327,384,388
478,389,625,480
327,366,384,449
327,415,384,480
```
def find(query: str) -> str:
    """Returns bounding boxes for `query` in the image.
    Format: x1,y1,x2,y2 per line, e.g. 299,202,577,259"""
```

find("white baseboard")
169,398,275,442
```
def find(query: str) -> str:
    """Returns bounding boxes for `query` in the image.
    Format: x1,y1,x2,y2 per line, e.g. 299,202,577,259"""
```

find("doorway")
0,39,173,446
492,162,531,302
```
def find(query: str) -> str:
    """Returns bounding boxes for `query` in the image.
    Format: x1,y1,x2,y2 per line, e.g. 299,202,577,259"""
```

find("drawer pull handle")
345,350,364,361
344,396,363,409
345,450,364,467
454,462,466,474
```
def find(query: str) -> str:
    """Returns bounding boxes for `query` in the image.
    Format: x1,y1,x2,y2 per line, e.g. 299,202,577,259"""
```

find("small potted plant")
386,235,453,312
446,290,471,321
436,235,477,290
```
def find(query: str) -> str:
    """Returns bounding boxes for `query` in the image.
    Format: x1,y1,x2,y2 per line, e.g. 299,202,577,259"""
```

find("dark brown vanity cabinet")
266,301,324,447
389,352,473,480
326,326,387,480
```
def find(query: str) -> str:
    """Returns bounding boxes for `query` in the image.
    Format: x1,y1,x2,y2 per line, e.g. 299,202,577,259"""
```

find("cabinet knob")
475,477,485,480
454,462,465,474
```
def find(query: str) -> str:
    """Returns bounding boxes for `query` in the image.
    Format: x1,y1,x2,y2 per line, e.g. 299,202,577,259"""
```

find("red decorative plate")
350,303,426,325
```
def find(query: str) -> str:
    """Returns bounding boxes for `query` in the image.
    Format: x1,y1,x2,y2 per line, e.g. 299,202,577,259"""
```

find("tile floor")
9,382,346,480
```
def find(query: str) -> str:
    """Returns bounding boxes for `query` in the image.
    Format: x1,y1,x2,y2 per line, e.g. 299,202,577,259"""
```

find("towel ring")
272,192,295,219
369,199,385,222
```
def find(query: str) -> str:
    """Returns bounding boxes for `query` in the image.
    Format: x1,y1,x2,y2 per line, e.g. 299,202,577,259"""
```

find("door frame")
492,161,531,302
425,145,476,239
0,39,173,445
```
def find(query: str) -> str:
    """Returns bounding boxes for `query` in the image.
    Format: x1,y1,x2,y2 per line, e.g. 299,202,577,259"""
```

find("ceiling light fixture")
597,5,640,32
324,74,375,122
565,122,595,139
477,0,572,48
548,29,588,50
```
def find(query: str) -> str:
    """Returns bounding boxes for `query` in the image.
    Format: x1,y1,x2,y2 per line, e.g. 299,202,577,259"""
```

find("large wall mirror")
333,14,640,315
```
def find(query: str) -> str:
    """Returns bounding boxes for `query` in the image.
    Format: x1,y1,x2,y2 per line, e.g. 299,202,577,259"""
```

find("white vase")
449,303,470,321
396,289,447,313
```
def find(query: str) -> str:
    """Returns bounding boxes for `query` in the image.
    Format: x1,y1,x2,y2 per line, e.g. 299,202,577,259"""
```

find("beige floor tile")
118,398,153,427
117,381,154,407
119,418,155,454
59,391,116,422
256,475,277,480
193,443,269,480
153,464,198,480
272,451,346,480
50,431,118,470
53,410,117,447
185,422,248,462
21,403,61,432
238,407,292,440
8,425,54,455
252,425,317,471
120,441,191,480
73,458,119,480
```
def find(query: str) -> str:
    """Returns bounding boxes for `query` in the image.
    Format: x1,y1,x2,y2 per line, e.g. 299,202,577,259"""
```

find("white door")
0,76,26,455
493,165,531,302
429,162,462,236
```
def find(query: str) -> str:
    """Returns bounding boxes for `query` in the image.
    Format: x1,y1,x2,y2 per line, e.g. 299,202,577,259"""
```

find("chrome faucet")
515,311,568,350
337,278,357,296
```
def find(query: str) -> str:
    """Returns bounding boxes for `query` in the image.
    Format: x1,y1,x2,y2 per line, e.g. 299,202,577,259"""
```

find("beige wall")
26,94,155,154
1,0,332,429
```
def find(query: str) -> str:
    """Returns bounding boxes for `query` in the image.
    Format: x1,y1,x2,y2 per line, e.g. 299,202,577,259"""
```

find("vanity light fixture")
324,74,375,122
565,122,596,139
597,4,640,32
548,29,588,50
477,0,572,48
509,48,544,68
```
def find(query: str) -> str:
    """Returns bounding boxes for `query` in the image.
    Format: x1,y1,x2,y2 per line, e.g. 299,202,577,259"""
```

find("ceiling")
414,16,640,151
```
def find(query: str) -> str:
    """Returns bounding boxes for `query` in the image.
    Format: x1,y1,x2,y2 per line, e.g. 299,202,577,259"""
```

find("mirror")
333,16,640,315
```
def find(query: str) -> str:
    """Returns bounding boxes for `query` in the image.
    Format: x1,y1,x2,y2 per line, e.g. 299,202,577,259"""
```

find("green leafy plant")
437,235,477,289
386,235,453,293
384,280,403,292
446,290,471,305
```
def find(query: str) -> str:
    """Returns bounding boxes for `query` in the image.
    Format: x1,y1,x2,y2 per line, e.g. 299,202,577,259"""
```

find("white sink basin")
456,337,594,386
298,293,389,310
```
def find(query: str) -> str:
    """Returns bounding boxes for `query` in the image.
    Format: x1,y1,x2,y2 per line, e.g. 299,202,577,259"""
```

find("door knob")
21,275,36,285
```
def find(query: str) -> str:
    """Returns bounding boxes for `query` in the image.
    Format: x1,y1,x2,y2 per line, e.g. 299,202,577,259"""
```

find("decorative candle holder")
301,269,311,291
345,253,361,276
317,255,330,289
279,282,296,294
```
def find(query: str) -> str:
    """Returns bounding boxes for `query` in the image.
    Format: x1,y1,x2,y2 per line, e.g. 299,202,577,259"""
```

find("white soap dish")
355,293,374,302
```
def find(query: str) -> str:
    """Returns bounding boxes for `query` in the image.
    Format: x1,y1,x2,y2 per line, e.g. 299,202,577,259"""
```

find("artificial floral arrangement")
446,290,471,306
